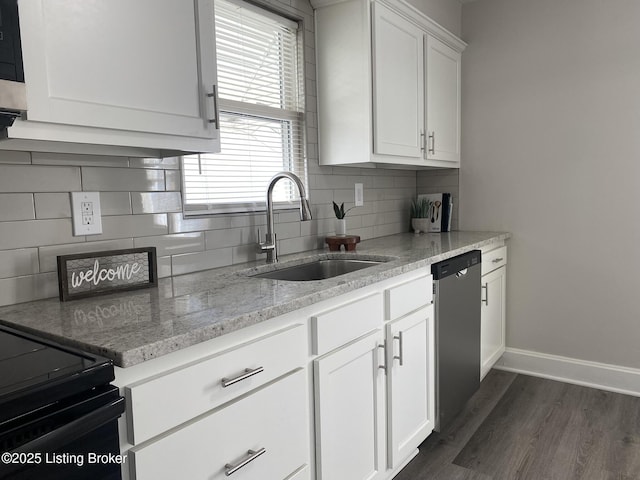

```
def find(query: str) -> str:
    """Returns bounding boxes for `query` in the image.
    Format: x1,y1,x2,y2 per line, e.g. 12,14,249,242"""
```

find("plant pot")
335,218,347,236
411,218,430,234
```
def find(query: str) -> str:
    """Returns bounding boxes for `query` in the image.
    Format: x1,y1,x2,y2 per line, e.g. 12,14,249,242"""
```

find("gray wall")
460,0,640,368
406,0,462,36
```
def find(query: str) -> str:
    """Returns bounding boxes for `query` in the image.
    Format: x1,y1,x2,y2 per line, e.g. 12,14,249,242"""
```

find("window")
182,0,306,216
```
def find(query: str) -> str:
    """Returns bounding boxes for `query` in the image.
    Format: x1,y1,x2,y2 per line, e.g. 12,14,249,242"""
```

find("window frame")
181,0,308,217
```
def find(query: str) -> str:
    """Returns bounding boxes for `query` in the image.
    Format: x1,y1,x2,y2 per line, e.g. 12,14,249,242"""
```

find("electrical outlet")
355,183,364,206
71,192,102,236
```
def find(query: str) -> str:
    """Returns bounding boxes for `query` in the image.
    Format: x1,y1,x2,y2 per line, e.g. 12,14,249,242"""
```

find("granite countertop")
0,231,509,367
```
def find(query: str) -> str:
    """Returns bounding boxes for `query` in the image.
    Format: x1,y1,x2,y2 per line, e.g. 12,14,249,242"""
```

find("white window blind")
182,0,307,215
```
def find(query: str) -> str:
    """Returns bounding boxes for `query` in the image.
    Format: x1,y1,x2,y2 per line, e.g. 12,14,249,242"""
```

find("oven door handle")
14,396,125,454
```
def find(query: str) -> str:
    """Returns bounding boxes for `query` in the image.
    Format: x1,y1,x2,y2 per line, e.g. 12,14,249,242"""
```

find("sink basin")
251,258,386,281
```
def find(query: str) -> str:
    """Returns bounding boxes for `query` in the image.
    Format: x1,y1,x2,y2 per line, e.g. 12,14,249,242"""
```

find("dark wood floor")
395,370,640,480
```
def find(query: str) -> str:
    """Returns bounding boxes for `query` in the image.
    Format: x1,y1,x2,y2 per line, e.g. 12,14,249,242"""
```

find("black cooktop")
0,326,115,424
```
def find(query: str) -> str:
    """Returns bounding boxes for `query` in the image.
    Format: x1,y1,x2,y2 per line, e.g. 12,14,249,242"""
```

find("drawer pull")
393,331,404,366
378,344,387,373
221,366,264,388
224,448,266,476
492,257,504,263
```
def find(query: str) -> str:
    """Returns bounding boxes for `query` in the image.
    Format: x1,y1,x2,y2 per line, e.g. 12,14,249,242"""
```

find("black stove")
0,325,125,480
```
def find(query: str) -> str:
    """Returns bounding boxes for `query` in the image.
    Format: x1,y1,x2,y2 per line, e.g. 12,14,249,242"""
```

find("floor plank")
395,371,640,480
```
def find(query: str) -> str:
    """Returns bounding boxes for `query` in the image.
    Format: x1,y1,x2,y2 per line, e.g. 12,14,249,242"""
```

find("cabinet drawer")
312,292,383,355
130,369,309,480
126,324,307,445
482,246,507,275
385,273,432,320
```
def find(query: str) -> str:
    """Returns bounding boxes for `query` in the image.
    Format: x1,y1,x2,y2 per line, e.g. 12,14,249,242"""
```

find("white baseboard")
493,348,640,397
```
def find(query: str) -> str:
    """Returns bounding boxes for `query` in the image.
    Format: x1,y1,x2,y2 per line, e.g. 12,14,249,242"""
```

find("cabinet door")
314,331,386,480
18,0,219,141
480,266,506,379
130,369,309,480
372,3,424,158
425,34,461,163
386,305,435,468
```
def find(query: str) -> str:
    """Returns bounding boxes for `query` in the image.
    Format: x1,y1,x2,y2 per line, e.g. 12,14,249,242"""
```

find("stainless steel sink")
251,258,386,281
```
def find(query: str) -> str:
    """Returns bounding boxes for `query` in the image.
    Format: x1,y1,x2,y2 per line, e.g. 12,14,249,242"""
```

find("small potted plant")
410,198,431,234
332,201,355,236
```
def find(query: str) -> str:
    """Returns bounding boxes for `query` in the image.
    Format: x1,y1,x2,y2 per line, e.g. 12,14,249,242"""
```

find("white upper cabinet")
7,0,220,155
312,0,465,169
426,34,461,163
372,2,424,158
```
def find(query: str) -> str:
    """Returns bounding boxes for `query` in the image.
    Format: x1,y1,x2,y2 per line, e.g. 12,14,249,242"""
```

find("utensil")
435,201,441,221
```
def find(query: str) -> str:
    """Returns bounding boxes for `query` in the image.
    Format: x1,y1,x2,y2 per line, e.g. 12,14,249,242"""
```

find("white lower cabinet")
480,246,508,379
313,270,436,480
314,331,387,480
119,266,460,480
386,305,435,468
129,368,309,480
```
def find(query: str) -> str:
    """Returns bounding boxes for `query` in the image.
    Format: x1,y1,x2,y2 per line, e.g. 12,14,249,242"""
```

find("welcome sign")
57,247,158,301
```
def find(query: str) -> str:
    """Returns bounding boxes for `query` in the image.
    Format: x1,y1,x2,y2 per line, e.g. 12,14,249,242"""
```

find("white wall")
460,0,640,368
406,0,462,36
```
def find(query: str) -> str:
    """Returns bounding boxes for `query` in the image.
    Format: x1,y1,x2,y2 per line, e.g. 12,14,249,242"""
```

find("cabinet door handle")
221,366,264,388
224,448,266,476
207,84,220,129
393,331,404,366
428,132,435,154
378,343,387,373
420,131,426,153
482,283,489,305
492,257,504,263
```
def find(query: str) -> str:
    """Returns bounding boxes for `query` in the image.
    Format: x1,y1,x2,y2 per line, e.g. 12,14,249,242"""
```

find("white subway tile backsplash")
0,219,82,250
0,151,31,164
0,249,39,279
32,152,129,167
100,192,132,216
274,221,301,240
34,193,71,219
39,239,136,273
169,213,232,233
88,214,168,241
171,248,233,275
374,222,407,238
157,256,172,278
0,165,81,192
129,157,180,169
277,235,323,256
134,232,204,257
205,228,243,250
82,167,165,192
232,244,260,265
0,273,59,307
373,175,395,189
131,192,182,214
165,170,181,191
275,211,303,223
229,213,266,229
348,226,374,240
0,194,35,221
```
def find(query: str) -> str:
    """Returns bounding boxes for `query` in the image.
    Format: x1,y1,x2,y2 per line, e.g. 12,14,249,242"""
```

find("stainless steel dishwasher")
431,250,482,432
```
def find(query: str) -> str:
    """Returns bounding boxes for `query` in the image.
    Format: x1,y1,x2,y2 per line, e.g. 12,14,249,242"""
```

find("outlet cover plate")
355,183,364,206
71,192,103,235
